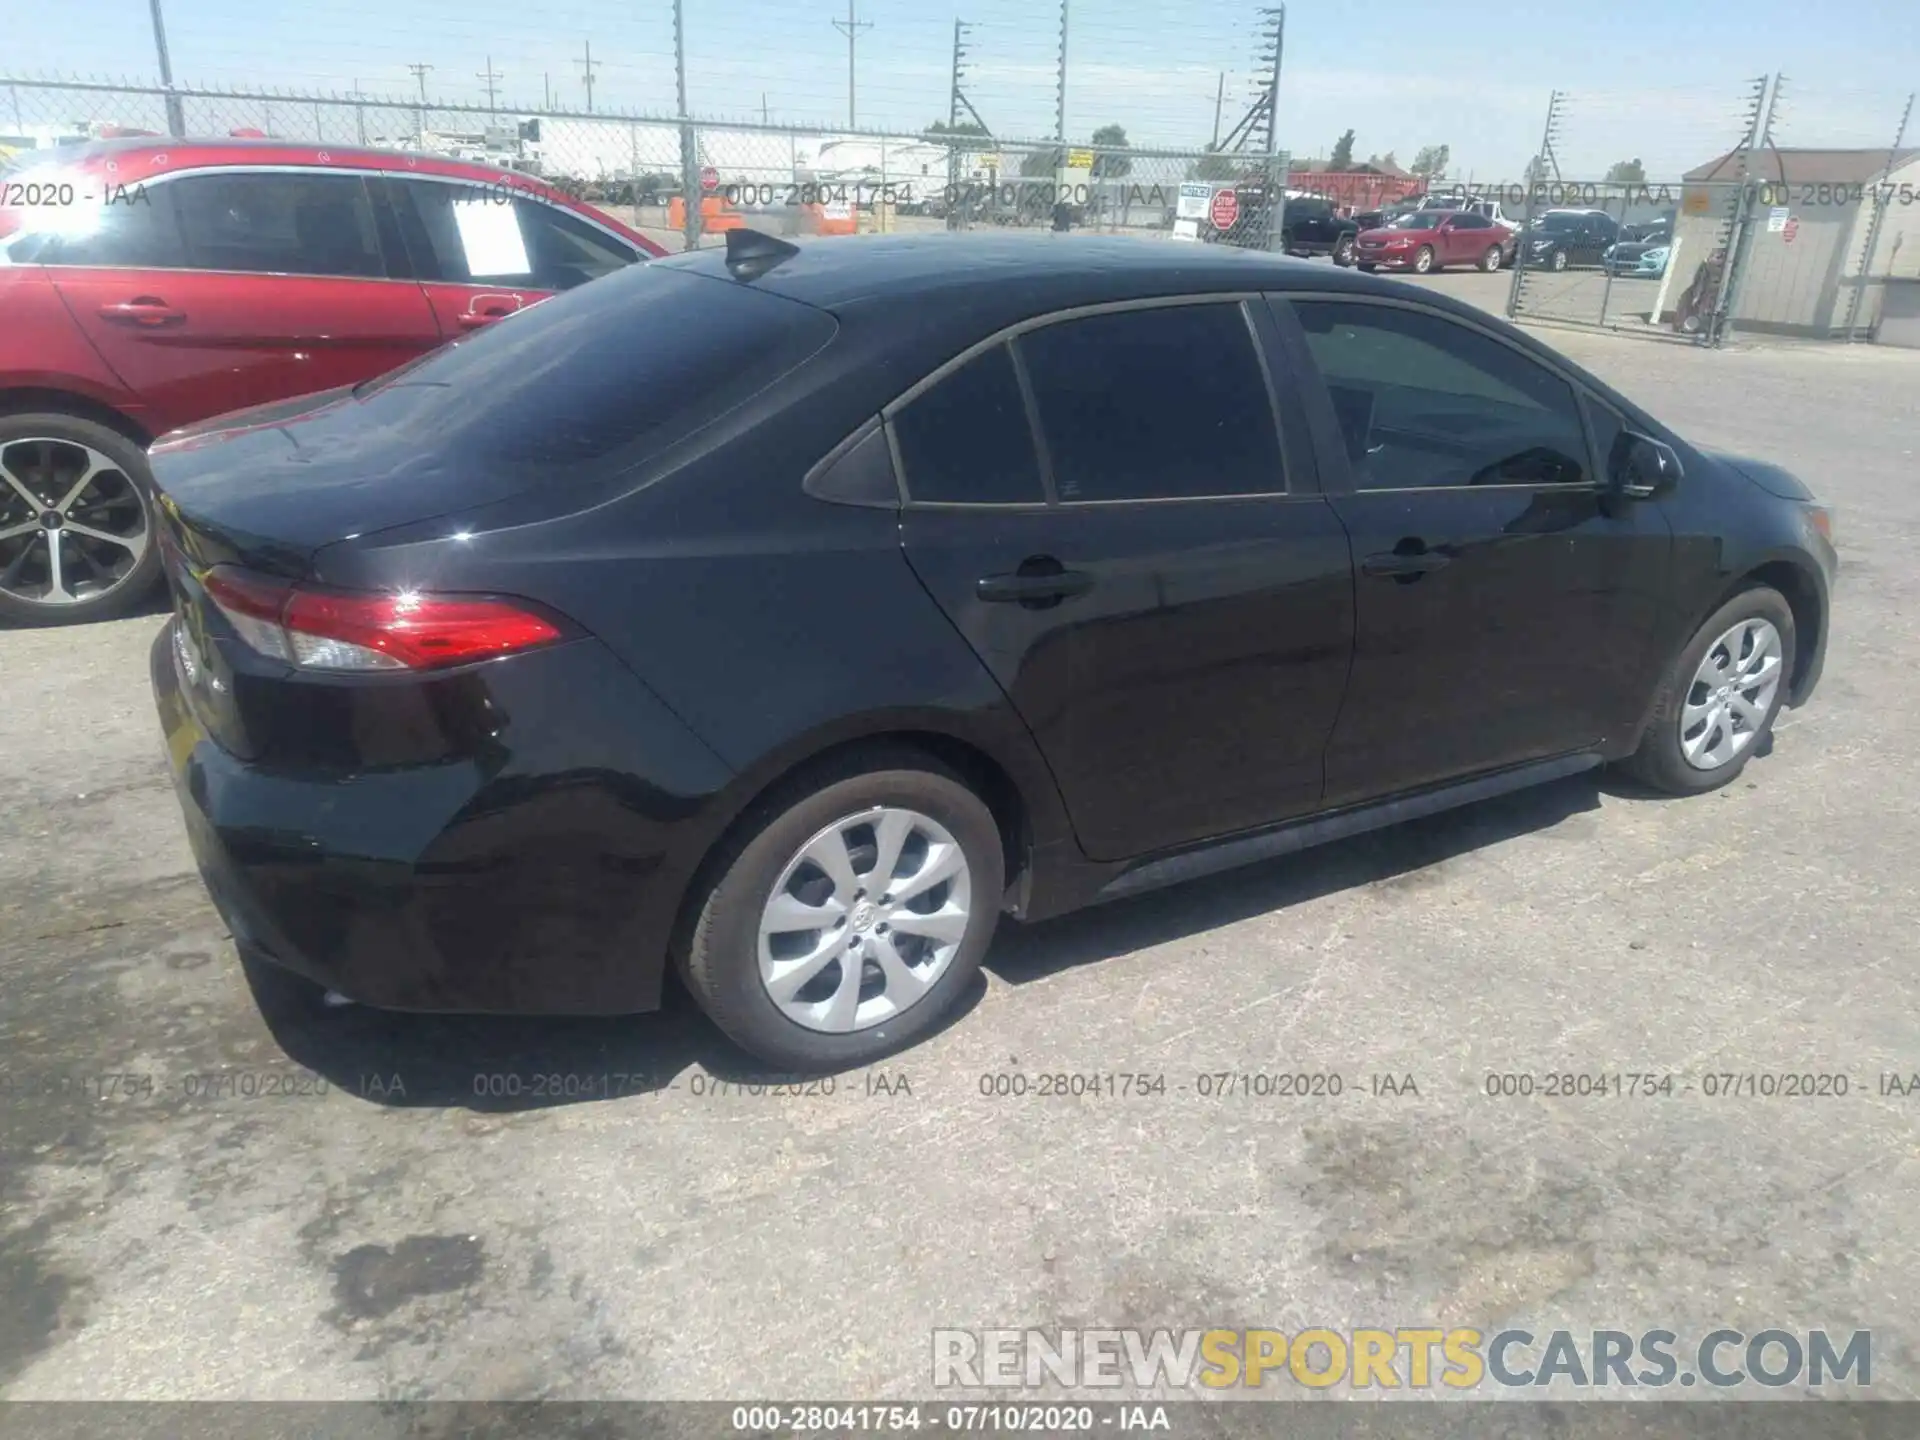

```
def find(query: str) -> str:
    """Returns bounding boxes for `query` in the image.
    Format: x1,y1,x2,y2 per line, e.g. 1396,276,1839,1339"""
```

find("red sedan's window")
168,172,386,279
390,180,638,291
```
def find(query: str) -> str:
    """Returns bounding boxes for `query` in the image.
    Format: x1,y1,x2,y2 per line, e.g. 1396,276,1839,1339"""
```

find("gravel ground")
2,285,1918,1406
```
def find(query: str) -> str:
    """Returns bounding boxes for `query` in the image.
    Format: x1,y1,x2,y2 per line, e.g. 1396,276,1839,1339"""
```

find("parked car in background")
1353,209,1514,274
1621,215,1675,245
1604,240,1672,278
1277,193,1360,266
0,137,666,626
147,230,1834,1069
1521,209,1621,271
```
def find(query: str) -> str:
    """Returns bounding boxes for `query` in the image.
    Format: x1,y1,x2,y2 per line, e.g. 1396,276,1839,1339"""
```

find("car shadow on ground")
267,771,1605,1113
985,771,1604,986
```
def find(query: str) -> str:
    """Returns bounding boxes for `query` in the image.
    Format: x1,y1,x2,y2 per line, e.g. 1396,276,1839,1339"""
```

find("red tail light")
201,567,564,672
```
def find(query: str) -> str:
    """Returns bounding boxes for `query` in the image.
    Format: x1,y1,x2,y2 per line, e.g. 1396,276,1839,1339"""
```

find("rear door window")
168,172,387,278
1017,302,1284,501
890,345,1045,504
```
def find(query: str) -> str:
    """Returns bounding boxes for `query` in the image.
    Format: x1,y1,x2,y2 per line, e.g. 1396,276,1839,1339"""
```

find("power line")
830,0,873,129
407,62,432,102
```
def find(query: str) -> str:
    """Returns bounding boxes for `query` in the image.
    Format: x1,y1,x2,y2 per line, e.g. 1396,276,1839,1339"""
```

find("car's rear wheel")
1479,244,1503,272
682,750,1005,1070
0,413,161,626
1621,586,1795,795
1413,246,1435,274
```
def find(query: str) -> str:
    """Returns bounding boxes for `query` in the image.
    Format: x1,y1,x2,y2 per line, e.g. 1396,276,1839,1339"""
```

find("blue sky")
6,0,1916,176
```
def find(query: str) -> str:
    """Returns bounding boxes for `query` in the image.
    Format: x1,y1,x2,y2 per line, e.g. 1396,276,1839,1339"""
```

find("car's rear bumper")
152,619,736,1015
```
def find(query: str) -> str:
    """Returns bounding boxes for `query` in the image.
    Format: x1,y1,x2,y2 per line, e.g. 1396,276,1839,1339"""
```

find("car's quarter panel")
1268,292,1673,803
153,615,736,1014
0,266,152,428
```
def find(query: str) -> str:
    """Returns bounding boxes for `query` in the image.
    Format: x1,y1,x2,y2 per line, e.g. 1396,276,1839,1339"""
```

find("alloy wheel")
1484,245,1502,271
1415,247,1433,273
0,438,151,610
1680,617,1784,771
757,805,972,1033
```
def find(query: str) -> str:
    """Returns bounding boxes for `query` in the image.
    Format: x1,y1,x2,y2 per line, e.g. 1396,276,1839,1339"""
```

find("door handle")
457,311,510,329
1362,549,1452,578
977,567,1093,606
99,298,185,328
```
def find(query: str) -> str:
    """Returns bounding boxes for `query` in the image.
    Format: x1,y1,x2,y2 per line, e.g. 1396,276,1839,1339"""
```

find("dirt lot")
3,271,1919,1404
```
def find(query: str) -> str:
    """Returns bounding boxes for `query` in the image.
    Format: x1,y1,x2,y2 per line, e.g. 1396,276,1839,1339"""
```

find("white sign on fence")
1171,218,1201,241
1176,183,1214,221
1767,206,1790,233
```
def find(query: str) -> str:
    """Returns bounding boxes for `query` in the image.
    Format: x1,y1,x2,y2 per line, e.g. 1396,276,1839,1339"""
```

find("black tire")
1479,244,1502,273
1413,246,1435,274
1620,585,1796,796
680,748,1006,1071
1357,263,1377,272
239,946,328,1025
0,412,162,626
1333,236,1356,267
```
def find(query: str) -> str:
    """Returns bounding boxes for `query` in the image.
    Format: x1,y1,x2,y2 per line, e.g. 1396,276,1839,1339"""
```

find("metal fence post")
1708,73,1779,347
674,0,701,250
1841,90,1914,341
1506,91,1560,320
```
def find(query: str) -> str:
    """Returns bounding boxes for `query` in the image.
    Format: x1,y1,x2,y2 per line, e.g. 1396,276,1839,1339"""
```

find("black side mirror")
1608,432,1682,501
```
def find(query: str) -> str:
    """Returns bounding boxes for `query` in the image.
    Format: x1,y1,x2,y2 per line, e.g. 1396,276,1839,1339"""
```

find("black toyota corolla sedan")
148,230,1836,1069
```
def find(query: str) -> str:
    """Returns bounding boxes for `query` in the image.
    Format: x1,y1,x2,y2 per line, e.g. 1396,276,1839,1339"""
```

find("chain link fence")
1500,77,1919,345
2,77,1254,253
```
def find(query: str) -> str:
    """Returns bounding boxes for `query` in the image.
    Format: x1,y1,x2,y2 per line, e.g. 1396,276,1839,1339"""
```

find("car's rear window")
359,260,838,469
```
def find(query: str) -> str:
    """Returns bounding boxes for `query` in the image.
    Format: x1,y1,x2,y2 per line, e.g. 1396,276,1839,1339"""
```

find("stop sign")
1209,188,1239,229
699,165,719,192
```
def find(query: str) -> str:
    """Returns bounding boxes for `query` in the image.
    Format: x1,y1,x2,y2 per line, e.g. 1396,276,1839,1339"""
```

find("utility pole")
832,0,873,130
544,73,551,111
478,58,502,115
408,62,432,145
761,92,770,125
1211,71,1225,148
351,81,367,144
146,0,186,137
580,40,600,113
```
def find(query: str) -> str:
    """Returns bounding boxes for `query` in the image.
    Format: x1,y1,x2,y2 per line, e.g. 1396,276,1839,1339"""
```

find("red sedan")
0,137,667,624
1352,208,1515,276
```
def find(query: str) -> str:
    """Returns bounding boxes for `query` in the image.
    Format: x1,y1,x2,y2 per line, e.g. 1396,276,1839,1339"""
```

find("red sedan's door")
378,178,644,338
46,170,443,433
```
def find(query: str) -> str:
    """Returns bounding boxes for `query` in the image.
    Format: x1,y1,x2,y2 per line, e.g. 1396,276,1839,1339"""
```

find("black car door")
1266,293,1672,806
895,297,1356,862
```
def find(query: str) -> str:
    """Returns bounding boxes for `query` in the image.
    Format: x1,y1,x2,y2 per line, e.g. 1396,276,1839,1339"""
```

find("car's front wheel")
1551,249,1570,272
1333,236,1356,267
1412,246,1436,274
0,413,162,626
1621,586,1796,795
682,750,1006,1070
